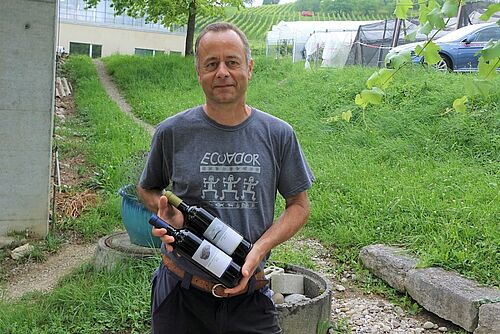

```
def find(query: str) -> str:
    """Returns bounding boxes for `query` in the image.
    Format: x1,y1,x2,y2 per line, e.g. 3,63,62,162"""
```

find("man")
138,22,314,334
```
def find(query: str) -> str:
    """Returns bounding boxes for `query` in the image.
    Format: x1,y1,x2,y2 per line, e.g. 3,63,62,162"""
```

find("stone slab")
405,267,500,332
474,302,500,334
359,244,418,292
271,273,304,295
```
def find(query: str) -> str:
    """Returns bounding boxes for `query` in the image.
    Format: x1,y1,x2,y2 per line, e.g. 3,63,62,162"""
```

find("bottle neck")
176,201,190,214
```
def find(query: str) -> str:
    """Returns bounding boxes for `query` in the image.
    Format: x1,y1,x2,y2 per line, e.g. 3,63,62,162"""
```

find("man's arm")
137,184,162,213
224,190,311,294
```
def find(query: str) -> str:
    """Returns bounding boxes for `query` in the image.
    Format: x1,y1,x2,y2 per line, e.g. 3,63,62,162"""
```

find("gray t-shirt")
140,105,314,279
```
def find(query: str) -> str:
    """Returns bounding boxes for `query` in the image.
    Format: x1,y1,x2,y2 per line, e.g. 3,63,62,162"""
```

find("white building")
58,0,187,57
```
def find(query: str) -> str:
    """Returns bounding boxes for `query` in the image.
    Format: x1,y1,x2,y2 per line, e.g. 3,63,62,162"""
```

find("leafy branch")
354,0,500,113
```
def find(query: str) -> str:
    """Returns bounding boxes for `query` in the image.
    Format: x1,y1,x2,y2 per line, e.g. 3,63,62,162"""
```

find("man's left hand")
223,247,263,295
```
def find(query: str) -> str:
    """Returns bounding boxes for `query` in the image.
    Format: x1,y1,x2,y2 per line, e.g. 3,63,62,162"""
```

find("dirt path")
1,243,96,299
93,59,155,136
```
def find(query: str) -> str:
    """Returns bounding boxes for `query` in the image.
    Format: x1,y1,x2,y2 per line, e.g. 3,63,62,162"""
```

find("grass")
0,55,497,333
55,56,152,240
0,259,158,333
103,54,499,287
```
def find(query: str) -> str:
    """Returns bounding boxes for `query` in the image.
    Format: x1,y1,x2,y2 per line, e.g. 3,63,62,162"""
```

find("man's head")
195,22,251,69
194,22,253,107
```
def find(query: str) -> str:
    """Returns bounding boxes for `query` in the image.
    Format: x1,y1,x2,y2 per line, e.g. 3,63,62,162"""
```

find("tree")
84,0,243,56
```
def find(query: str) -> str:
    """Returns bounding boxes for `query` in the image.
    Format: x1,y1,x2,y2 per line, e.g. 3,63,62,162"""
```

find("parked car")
388,23,500,72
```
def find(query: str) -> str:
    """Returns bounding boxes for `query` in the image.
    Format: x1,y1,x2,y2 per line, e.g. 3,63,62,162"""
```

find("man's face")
196,30,253,106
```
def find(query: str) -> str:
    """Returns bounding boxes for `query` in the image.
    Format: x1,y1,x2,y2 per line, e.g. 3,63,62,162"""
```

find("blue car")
389,22,500,72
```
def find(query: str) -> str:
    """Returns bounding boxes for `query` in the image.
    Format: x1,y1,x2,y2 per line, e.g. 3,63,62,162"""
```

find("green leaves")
452,96,468,113
441,0,459,19
481,40,500,62
418,0,438,24
355,68,393,109
480,3,500,22
427,7,446,29
341,110,352,122
415,41,442,65
478,56,499,80
367,68,395,89
394,0,414,19
385,49,412,69
355,87,384,109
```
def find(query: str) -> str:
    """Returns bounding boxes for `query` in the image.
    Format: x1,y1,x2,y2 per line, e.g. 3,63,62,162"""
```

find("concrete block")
264,265,285,279
474,302,500,334
271,273,304,295
359,244,418,292
405,267,500,332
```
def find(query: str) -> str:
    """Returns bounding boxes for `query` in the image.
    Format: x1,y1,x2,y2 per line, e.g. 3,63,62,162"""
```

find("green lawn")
0,54,497,333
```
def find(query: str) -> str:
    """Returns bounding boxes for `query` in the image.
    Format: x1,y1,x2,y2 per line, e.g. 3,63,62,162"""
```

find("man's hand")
223,245,264,295
151,195,185,252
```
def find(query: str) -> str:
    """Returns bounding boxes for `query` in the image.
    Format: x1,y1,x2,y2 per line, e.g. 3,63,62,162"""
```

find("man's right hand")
152,195,185,252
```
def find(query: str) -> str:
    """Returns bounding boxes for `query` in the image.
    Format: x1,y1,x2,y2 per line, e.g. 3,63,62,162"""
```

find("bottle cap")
165,191,182,207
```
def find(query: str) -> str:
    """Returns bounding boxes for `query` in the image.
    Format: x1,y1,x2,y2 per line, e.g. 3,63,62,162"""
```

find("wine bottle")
149,214,242,288
165,191,252,266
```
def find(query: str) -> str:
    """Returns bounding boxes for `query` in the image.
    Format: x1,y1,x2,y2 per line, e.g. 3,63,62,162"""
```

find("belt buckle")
211,283,227,298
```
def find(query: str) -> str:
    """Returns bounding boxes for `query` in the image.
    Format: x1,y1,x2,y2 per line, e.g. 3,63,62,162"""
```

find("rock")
11,243,34,260
272,292,285,304
335,284,345,292
423,321,435,329
474,302,500,334
405,267,500,332
394,306,405,316
283,293,310,304
438,326,448,332
359,244,418,292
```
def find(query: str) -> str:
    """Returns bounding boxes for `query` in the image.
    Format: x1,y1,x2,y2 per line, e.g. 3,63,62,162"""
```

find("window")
69,42,90,56
135,48,165,56
69,42,102,58
473,27,500,43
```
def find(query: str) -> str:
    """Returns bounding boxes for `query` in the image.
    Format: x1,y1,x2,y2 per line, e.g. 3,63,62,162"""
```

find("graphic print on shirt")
199,151,260,209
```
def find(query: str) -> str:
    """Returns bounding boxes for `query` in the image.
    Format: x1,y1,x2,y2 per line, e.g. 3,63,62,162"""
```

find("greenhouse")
265,20,380,62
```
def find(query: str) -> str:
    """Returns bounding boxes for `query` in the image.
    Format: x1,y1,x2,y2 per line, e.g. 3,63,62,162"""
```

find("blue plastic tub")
119,185,161,248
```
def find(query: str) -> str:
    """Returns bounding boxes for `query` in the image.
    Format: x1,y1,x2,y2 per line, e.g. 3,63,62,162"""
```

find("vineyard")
195,3,390,44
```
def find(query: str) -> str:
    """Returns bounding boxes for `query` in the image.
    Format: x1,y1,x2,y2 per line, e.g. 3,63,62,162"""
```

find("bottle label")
192,240,232,278
203,218,244,255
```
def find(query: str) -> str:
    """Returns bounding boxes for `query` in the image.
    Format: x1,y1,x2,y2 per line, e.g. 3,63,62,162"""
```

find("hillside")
195,3,389,44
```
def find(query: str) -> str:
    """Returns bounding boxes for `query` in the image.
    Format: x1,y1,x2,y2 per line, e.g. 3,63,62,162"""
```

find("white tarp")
266,20,381,62
304,30,359,68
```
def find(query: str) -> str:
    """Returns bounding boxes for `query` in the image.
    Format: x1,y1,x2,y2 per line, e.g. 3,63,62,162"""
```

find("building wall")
59,22,186,56
0,0,57,237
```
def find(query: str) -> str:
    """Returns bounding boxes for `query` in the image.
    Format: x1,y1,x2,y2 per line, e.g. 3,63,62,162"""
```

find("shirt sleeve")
139,127,170,190
277,129,315,198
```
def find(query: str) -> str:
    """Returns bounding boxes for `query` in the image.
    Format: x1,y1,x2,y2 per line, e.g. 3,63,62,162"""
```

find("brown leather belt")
162,254,268,298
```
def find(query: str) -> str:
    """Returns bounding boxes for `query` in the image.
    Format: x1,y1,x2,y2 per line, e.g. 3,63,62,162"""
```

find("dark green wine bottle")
149,214,241,288
165,191,252,267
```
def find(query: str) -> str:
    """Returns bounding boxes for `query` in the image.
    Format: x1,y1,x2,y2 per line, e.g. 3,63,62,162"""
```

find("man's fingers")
151,226,175,252
224,275,250,295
